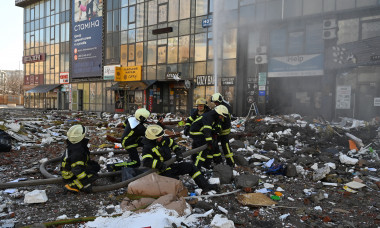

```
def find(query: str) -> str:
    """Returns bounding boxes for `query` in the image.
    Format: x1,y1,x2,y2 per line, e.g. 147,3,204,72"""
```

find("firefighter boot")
194,175,219,193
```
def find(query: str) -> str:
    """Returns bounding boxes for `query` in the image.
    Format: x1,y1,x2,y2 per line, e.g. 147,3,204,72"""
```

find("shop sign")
59,72,69,84
24,75,30,85
374,97,380,107
104,65,120,80
258,72,267,86
259,91,266,96
196,75,214,86
166,72,181,80
370,55,380,61
268,54,324,77
115,66,142,81
221,77,235,86
259,86,266,91
202,18,213,28
22,53,46,64
336,86,351,109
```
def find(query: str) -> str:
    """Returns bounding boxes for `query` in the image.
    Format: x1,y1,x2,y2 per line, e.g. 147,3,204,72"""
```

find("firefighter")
189,105,229,169
107,108,151,171
142,125,218,193
183,98,211,136
211,93,235,167
61,124,100,193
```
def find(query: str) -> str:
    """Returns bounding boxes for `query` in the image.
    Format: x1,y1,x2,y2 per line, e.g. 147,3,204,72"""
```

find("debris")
210,214,235,228
279,213,290,221
237,193,277,206
339,154,359,165
24,190,48,204
345,181,366,189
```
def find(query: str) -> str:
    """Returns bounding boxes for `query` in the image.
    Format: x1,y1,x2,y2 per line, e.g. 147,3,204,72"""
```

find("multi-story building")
16,0,380,120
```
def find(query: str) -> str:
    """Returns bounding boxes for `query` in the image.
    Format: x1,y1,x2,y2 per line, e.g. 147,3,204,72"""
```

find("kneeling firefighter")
107,108,151,171
61,124,100,193
142,125,218,193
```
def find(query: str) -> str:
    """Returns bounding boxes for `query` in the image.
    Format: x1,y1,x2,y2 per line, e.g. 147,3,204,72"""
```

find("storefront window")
362,20,380,40
147,66,156,80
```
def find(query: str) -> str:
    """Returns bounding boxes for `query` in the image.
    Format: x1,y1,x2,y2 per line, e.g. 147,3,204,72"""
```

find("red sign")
149,95,153,112
22,53,46,64
24,75,30,85
60,72,69,84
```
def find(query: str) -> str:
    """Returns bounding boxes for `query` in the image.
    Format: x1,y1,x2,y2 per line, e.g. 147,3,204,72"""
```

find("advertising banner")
336,86,351,109
104,65,120,80
115,66,142,81
71,0,103,78
268,54,324,77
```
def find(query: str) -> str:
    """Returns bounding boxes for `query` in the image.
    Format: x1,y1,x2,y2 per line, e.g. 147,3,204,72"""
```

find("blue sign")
268,54,324,77
71,0,103,78
259,91,266,96
202,18,213,28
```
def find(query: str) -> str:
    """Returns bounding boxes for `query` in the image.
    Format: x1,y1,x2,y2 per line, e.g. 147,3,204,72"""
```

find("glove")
184,126,190,136
158,162,167,171
175,152,184,162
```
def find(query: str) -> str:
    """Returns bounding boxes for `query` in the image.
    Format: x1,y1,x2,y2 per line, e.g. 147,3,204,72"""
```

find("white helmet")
145,125,164,140
214,105,229,117
135,108,150,122
67,124,87,144
211,93,223,103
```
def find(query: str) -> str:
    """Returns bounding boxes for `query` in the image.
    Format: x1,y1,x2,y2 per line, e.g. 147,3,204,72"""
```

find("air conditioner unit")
256,46,267,54
255,55,267,64
323,19,337,29
323,29,337,40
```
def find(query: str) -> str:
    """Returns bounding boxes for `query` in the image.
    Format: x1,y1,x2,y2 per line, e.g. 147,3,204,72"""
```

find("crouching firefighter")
183,98,211,136
189,105,229,169
142,125,218,193
107,108,151,171
61,124,100,193
211,93,235,167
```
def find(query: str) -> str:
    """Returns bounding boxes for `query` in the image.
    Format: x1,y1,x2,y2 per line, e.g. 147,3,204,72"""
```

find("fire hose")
0,144,207,193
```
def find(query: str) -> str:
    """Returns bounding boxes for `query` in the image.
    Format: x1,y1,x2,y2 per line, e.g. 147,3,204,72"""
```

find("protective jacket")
185,106,211,127
141,136,181,170
189,109,220,142
121,117,146,150
61,138,99,190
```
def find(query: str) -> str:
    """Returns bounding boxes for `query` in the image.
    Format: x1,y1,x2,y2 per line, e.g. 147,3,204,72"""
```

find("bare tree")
3,70,24,95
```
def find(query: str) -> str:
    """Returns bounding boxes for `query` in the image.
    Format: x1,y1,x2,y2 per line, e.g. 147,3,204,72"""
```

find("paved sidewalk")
0,104,25,109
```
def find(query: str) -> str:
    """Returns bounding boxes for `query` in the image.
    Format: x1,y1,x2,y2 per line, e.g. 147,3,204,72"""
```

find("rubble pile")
0,110,379,227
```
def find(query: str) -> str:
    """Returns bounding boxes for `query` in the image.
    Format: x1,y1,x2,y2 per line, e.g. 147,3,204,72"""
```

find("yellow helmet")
145,125,164,140
135,108,150,122
211,93,223,103
195,98,207,105
214,105,229,117
67,124,87,144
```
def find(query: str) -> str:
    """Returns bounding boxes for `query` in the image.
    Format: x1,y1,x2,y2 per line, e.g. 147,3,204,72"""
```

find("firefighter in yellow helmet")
142,125,218,193
107,108,151,171
61,124,100,193
211,93,235,167
189,105,229,169
183,98,211,136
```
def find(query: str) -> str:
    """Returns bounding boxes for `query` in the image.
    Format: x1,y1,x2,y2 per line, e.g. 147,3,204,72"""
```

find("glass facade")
19,0,380,120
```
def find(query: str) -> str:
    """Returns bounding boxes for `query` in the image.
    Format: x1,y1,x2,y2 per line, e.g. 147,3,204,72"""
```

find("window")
337,18,359,45
288,31,304,55
336,0,355,10
169,0,179,21
196,0,208,16
148,0,157,26
284,0,302,18
158,4,168,23
357,0,377,7
223,29,237,59
148,40,157,65
180,0,191,19
362,20,380,40
195,33,207,61
266,0,282,20
323,0,335,12
136,42,144,65
303,0,322,15
179,35,190,62
168,37,178,63
306,23,323,53
224,0,238,10
129,5,136,23
136,3,144,27
157,45,167,63
270,27,287,56
121,8,128,30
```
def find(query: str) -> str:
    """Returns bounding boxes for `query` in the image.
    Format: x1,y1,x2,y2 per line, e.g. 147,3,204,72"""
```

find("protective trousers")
218,133,235,167
191,135,210,169
160,162,209,189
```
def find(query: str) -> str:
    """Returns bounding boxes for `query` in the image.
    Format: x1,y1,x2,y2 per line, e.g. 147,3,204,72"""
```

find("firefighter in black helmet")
183,98,211,136
211,93,235,167
142,125,218,193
